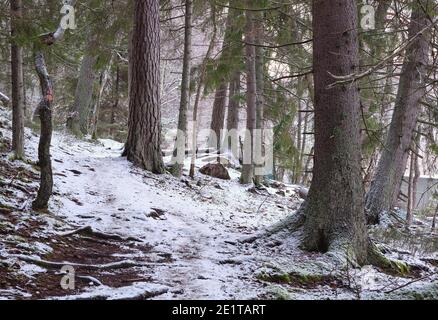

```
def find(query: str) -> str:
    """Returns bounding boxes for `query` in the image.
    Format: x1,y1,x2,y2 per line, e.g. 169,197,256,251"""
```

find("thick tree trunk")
67,34,98,136
301,0,368,264
240,8,257,185
366,2,432,225
171,0,193,178
124,0,165,174
10,0,25,159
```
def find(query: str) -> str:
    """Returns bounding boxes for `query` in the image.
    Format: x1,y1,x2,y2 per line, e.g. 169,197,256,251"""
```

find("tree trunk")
209,82,228,150
209,7,238,152
240,7,257,185
32,53,53,210
171,0,192,178
123,0,165,174
254,10,265,186
226,70,240,133
32,0,78,209
67,34,99,136
189,5,218,179
109,64,120,137
10,0,25,159
301,0,368,264
406,152,415,225
366,1,432,224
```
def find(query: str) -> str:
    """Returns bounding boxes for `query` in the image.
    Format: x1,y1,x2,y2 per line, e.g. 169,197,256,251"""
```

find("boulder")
199,163,231,180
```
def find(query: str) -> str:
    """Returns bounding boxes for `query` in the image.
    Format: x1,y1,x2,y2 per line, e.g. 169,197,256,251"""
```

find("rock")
199,163,231,180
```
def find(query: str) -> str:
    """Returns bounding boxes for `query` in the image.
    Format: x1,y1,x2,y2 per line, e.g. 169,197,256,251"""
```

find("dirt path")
46,134,279,299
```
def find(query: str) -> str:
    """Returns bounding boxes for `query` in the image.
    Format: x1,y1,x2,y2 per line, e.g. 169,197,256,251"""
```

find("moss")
257,271,291,284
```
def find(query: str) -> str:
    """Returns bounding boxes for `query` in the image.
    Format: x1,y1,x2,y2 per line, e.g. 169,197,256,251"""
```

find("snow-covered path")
47,133,294,299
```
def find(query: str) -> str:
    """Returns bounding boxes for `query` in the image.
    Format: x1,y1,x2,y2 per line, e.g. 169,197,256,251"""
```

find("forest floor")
0,106,438,300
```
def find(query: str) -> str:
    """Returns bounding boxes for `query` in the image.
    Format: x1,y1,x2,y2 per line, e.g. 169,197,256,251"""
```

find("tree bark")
226,70,240,133
123,0,165,174
67,34,99,136
32,54,53,210
301,0,368,263
240,7,257,185
10,0,25,159
171,0,193,178
366,1,432,224
254,10,265,185
189,5,218,178
32,0,77,210
109,64,120,137
209,82,228,150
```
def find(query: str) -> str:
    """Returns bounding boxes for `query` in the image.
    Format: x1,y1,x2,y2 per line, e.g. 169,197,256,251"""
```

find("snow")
1,106,437,300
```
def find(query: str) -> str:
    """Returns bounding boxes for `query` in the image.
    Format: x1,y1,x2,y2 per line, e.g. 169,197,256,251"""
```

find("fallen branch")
14,255,157,270
77,275,103,286
0,91,10,105
384,274,435,294
59,226,142,242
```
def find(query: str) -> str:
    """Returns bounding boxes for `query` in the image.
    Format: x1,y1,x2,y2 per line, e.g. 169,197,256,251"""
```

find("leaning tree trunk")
32,0,77,209
171,0,193,178
67,34,99,136
123,0,165,174
10,0,25,159
365,1,432,225
300,0,368,264
240,7,257,185
32,53,53,210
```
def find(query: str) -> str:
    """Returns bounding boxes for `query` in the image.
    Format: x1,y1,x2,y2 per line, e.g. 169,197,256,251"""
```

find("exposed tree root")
77,275,104,286
13,255,162,270
239,208,306,244
367,240,410,275
59,226,142,242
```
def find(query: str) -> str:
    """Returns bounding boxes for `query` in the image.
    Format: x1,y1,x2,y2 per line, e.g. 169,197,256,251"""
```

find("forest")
0,0,437,301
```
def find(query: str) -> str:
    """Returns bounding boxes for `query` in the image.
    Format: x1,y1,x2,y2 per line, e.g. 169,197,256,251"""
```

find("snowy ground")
0,106,437,300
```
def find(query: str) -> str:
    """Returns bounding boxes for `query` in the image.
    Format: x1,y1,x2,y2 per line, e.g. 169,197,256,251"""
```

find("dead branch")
59,226,142,242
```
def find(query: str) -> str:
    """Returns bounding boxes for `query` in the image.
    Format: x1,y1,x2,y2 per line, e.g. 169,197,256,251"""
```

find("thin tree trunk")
209,82,228,151
240,7,257,185
67,34,99,136
10,0,25,159
91,52,115,140
109,64,120,137
32,0,78,209
366,1,432,224
254,10,265,186
407,152,415,225
171,0,192,178
123,0,165,174
189,5,218,179
32,53,53,210
432,203,438,231
226,70,240,133
209,7,237,152
301,0,368,263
